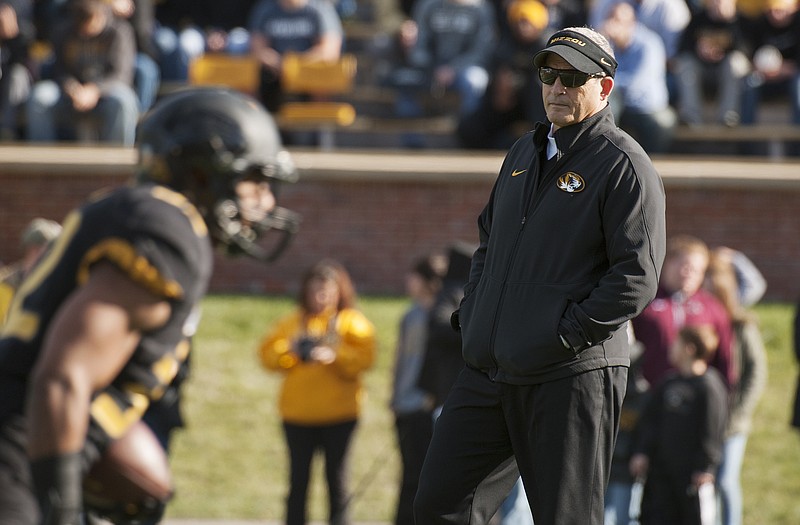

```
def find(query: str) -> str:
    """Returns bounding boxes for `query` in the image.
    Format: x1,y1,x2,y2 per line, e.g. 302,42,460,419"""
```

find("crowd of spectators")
375,0,799,153
0,0,798,152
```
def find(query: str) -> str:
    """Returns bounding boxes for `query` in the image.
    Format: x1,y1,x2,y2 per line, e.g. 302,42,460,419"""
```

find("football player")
0,87,300,525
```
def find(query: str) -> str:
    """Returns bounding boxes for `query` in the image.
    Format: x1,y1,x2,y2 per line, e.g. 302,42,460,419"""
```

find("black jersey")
0,183,213,447
635,368,729,479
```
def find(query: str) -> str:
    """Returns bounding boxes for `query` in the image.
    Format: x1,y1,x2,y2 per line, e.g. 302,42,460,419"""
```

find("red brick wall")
665,186,800,301
1,150,798,302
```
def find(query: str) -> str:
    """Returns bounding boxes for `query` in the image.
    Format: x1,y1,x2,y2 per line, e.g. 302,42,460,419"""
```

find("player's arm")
26,261,171,524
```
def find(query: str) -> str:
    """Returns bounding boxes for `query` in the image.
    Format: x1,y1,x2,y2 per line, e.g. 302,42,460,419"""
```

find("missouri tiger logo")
557,172,585,193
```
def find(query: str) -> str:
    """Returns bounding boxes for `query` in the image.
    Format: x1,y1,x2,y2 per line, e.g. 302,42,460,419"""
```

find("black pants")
394,410,434,525
414,365,627,525
283,419,357,525
640,467,706,525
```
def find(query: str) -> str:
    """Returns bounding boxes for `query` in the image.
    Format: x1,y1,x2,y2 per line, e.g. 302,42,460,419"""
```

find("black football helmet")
135,87,301,262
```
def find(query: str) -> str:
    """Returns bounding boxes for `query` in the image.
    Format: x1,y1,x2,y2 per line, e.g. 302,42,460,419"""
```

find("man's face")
235,179,276,226
541,54,612,130
660,251,709,296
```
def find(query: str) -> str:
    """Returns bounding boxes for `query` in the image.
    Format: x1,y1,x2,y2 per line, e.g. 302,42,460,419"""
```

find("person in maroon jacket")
632,234,736,390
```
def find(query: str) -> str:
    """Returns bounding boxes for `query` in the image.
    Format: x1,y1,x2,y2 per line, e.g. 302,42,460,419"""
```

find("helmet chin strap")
213,201,301,263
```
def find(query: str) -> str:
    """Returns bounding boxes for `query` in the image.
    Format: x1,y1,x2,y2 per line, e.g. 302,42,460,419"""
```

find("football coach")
414,26,666,524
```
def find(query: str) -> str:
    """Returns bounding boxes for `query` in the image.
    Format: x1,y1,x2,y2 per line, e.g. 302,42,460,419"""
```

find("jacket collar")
533,105,615,156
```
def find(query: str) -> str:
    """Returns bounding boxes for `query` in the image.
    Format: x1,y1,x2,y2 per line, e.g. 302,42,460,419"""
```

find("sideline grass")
165,296,800,523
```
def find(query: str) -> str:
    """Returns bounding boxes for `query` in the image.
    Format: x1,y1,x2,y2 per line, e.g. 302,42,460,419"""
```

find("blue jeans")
152,25,205,82
395,65,490,118
604,481,634,525
741,72,800,125
717,433,748,525
0,62,31,136
26,80,139,145
135,53,161,112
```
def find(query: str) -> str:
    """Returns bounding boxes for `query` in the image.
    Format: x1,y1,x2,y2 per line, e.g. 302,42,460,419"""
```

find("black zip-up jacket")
458,106,666,384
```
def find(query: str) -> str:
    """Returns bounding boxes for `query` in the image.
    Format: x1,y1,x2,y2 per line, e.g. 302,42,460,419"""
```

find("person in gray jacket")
413,26,666,525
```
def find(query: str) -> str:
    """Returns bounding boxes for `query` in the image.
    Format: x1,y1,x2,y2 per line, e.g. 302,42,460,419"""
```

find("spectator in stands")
704,248,768,525
601,0,676,153
673,0,749,127
248,0,343,113
153,0,256,82
25,0,139,145
739,0,800,127
631,234,736,390
376,18,426,96
629,324,729,525
457,0,549,150
395,0,496,146
590,0,690,61
35,0,159,112
0,0,33,140
106,0,160,112
590,0,690,102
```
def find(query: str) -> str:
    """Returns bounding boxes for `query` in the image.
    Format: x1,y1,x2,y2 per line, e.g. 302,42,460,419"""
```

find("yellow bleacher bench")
277,53,358,148
188,54,261,96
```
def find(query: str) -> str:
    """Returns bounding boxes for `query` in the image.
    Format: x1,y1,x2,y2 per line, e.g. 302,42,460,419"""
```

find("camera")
296,336,320,361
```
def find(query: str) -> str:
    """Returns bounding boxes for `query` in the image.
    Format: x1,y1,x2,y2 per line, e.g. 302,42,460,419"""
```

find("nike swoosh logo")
512,169,526,177
601,57,612,66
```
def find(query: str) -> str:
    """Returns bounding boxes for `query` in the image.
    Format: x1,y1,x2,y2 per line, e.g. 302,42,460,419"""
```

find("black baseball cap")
533,29,618,77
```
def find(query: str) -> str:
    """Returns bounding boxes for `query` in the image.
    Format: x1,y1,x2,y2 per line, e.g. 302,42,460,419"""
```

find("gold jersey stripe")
90,390,150,439
78,238,184,300
151,185,208,237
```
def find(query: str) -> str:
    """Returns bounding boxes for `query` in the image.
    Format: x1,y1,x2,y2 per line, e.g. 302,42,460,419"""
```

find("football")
83,420,174,519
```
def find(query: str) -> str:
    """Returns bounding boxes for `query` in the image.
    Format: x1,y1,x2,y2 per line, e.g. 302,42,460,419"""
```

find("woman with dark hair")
259,259,376,525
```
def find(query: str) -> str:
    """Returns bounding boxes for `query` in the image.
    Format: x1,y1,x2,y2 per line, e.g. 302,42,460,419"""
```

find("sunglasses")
538,67,605,88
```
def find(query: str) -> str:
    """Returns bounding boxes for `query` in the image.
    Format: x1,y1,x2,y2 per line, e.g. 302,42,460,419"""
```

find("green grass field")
165,296,800,523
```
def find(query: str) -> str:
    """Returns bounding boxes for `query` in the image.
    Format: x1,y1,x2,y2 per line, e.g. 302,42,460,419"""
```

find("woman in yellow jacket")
259,259,376,525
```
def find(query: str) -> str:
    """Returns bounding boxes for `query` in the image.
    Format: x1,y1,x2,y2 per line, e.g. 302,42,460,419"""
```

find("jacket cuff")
558,318,590,353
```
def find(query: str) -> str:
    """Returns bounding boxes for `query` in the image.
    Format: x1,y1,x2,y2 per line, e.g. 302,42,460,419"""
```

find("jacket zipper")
486,150,541,379
485,146,570,378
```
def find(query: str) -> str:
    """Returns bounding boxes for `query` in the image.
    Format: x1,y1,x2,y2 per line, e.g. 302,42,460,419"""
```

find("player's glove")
30,453,83,525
